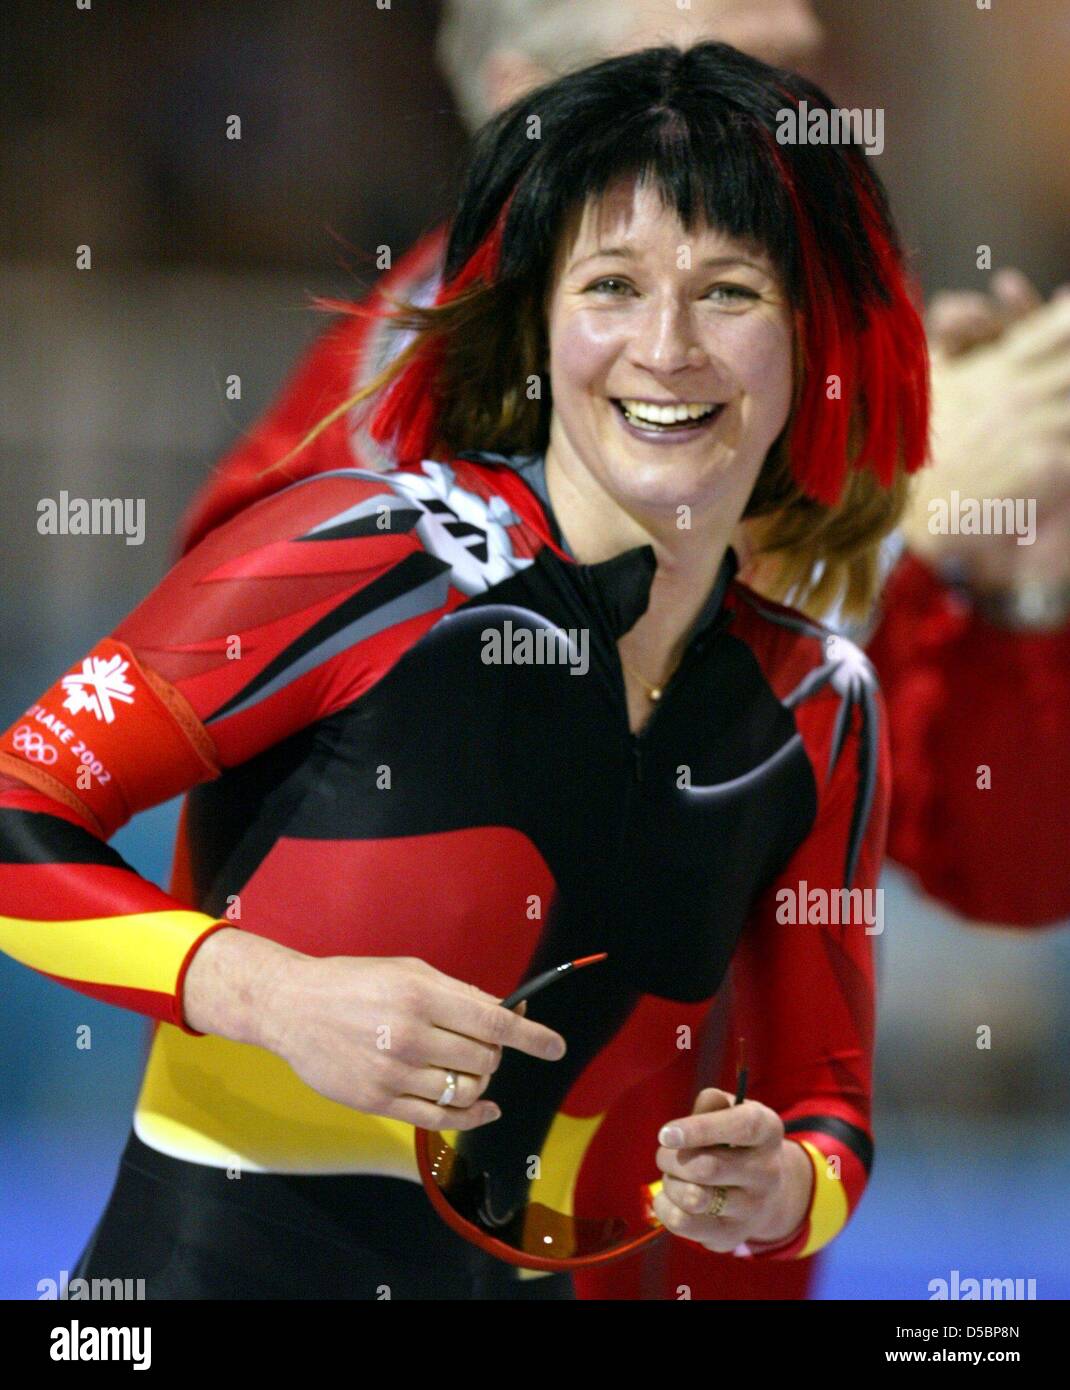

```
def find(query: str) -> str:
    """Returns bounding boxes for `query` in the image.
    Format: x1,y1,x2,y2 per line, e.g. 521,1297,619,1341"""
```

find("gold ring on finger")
436,1071,458,1106
703,1185,728,1218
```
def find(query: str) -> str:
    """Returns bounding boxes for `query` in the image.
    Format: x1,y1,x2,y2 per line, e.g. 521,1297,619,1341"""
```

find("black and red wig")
367,40,930,509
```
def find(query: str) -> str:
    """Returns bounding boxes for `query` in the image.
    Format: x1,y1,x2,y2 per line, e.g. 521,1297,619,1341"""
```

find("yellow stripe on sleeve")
0,908,223,996
796,1138,850,1257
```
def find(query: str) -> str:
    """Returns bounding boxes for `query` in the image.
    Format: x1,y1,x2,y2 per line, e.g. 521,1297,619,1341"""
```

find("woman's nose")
629,301,710,375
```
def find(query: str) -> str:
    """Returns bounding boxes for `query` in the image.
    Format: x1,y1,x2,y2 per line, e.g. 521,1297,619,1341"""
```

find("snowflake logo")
61,653,136,724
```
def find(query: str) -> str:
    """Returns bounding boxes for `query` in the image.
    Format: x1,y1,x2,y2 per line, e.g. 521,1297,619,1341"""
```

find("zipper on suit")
621,606,734,784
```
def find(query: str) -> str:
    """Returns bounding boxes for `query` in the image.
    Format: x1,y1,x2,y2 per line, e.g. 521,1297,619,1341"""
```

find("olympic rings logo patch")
12,725,59,765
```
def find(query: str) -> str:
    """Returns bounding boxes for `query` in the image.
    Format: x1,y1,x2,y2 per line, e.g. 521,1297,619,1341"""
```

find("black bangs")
526,106,795,290
443,41,894,321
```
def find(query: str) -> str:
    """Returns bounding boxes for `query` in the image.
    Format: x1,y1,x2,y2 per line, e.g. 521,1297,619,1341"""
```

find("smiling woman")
542,184,793,537
0,41,930,1301
308,40,929,625
549,185,793,471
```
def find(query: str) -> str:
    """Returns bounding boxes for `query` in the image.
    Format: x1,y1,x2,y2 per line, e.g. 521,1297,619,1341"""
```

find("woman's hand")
652,1088,814,1253
256,949,567,1132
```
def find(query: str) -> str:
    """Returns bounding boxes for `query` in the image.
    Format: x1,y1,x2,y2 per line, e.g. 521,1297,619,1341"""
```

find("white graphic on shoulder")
61,654,136,724
302,461,532,597
404,461,526,594
823,634,878,696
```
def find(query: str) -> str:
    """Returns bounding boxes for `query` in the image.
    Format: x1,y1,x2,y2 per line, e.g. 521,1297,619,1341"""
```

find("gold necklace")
618,650,682,704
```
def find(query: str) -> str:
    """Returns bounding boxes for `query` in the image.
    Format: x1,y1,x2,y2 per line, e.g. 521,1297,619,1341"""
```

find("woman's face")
544,178,795,524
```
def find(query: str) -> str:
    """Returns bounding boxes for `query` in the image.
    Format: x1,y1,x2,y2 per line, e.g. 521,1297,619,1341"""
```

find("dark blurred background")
2,0,1068,1300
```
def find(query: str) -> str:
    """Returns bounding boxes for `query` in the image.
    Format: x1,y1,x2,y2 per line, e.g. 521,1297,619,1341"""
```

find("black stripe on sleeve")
0,808,131,870
784,1114,874,1175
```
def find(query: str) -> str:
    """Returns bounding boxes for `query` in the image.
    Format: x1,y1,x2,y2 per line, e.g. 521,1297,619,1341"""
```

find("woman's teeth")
618,399,720,428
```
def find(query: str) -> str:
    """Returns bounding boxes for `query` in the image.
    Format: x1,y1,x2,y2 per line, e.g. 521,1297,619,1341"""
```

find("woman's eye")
706,284,760,305
582,279,761,302
586,277,635,296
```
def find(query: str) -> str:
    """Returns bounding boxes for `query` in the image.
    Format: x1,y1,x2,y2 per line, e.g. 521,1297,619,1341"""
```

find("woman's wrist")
181,925,306,1049
747,1138,814,1246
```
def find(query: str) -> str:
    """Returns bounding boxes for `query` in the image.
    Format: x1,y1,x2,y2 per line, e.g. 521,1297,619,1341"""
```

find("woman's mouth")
612,397,727,441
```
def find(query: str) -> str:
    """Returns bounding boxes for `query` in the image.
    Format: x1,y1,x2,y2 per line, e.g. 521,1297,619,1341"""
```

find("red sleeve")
723,681,889,1261
0,472,433,1032
867,552,1070,926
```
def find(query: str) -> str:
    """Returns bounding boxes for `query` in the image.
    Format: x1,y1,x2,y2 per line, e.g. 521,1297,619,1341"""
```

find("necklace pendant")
649,686,663,702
